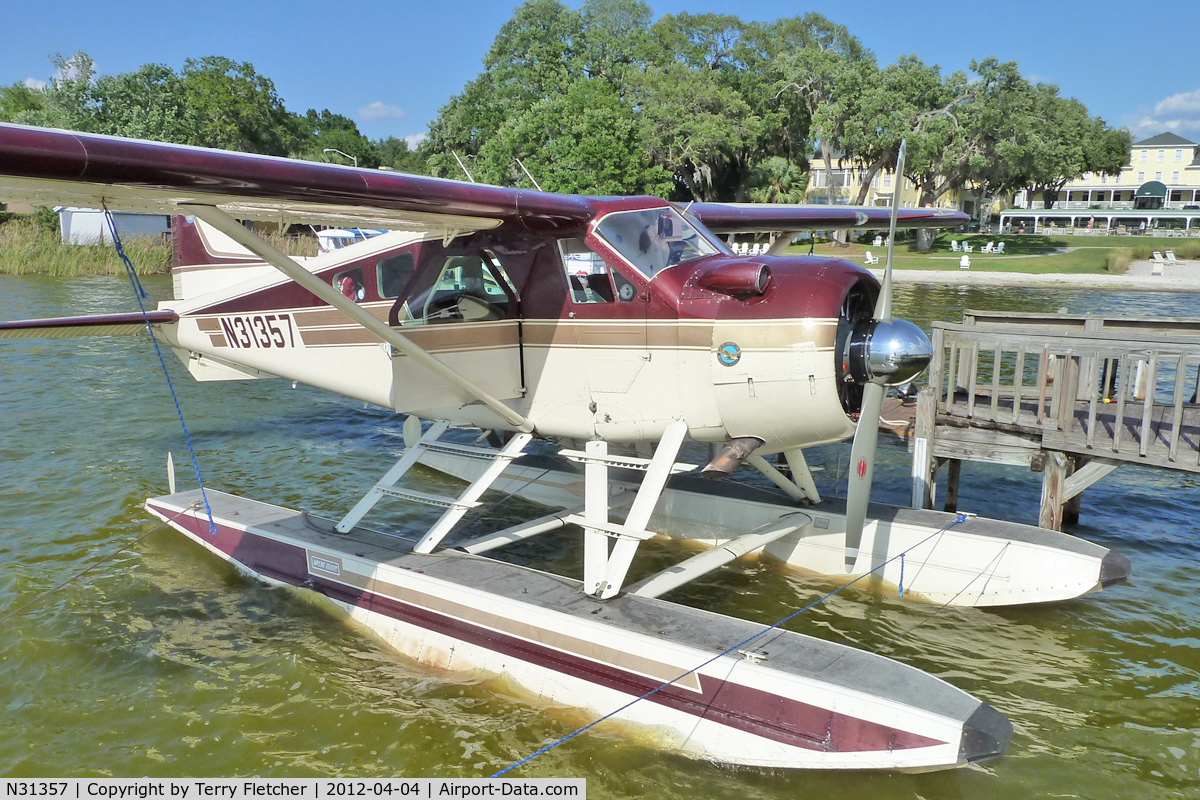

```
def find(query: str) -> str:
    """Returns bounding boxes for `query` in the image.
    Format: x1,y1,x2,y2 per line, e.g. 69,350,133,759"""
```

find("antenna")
514,158,543,191
451,151,476,184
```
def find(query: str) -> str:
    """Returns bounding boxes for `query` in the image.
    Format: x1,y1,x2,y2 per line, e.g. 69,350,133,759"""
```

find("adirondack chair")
873,235,883,248
959,255,971,269
1151,252,1167,276
962,243,973,253
980,242,994,254
995,242,1006,254
950,240,961,252
864,251,879,265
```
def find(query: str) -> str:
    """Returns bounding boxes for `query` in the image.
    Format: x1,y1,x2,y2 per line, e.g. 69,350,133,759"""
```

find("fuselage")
162,200,879,454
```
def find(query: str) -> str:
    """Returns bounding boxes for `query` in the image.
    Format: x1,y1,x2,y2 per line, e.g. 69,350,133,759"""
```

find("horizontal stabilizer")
0,310,178,339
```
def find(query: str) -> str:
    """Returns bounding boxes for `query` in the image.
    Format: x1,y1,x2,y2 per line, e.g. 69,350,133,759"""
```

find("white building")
57,207,171,245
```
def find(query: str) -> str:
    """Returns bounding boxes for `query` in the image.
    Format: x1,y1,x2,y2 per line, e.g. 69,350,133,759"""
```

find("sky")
2,0,1198,147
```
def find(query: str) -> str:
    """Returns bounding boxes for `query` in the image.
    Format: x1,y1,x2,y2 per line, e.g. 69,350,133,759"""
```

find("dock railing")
930,321,1200,468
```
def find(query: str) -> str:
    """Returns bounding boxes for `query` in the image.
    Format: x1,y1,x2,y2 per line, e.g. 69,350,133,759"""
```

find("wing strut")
182,205,533,433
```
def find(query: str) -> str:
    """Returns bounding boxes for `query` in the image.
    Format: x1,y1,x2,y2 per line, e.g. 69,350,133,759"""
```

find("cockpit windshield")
594,207,721,278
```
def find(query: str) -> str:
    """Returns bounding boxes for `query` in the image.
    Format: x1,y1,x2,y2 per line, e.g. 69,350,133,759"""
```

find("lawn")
782,232,1200,274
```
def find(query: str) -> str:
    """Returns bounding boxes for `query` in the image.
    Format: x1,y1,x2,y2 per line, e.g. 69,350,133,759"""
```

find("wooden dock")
905,311,1200,530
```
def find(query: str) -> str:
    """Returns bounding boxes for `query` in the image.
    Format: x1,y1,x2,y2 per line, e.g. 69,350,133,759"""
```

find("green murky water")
2,275,1200,799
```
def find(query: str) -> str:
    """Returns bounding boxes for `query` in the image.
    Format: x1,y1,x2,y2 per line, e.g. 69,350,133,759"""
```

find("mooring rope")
0,503,199,626
102,206,216,536
491,512,974,777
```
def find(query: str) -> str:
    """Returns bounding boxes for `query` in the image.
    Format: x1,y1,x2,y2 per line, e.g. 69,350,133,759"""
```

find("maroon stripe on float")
154,504,946,754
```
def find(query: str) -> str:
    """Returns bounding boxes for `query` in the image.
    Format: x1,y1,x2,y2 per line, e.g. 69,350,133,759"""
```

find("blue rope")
899,552,905,598
491,512,970,777
103,206,217,536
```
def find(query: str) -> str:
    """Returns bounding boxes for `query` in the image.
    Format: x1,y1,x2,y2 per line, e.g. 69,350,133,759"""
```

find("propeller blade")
844,381,885,572
845,140,907,572
873,140,907,324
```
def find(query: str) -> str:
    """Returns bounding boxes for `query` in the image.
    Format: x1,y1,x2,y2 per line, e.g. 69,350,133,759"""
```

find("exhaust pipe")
702,437,763,476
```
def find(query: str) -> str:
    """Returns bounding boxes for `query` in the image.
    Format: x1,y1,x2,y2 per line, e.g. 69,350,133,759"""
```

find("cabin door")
387,247,524,416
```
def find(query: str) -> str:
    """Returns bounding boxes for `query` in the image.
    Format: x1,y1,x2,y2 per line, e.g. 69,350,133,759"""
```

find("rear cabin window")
377,252,416,298
332,267,365,302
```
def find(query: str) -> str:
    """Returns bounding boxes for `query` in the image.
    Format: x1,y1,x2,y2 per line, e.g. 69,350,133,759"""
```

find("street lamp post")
323,148,357,168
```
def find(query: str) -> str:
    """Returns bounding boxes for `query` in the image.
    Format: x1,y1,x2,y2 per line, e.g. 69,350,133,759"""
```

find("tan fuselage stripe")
190,313,837,352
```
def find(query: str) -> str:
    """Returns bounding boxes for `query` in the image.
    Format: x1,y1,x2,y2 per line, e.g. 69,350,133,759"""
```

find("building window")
1138,171,1145,183
1157,150,1165,162
1140,150,1148,162
1116,172,1122,184
1176,149,1184,162
1155,171,1163,181
1172,171,1181,184
883,174,891,189
1101,174,1108,184
1082,172,1092,182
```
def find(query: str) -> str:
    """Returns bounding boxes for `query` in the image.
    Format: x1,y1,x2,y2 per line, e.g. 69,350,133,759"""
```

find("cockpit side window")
594,207,720,278
395,253,513,325
558,238,615,304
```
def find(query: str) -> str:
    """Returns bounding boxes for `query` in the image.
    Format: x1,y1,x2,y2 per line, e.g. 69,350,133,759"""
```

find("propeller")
841,141,932,571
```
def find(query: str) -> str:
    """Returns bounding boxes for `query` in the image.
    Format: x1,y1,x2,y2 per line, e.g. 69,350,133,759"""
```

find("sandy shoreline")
869,259,1200,292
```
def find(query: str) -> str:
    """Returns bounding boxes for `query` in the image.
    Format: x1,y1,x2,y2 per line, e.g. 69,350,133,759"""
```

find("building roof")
1133,132,1196,147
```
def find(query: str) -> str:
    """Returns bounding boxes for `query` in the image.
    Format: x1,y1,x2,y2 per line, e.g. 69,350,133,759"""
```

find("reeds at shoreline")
0,218,170,276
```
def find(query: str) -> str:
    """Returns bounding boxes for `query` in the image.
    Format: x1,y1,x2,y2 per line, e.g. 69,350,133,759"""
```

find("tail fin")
171,215,278,301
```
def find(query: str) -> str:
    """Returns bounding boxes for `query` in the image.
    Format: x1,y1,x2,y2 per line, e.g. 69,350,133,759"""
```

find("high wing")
0,123,590,235
688,202,966,233
0,124,966,234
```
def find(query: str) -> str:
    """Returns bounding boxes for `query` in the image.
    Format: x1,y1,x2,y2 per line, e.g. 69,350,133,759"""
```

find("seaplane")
0,123,1131,772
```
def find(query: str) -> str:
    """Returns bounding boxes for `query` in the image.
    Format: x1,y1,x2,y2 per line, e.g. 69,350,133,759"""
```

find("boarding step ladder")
562,420,695,599
334,417,532,552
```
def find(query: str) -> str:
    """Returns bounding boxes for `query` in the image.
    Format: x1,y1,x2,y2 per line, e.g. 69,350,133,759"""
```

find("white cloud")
404,133,427,149
1155,89,1200,118
1122,88,1200,138
23,77,46,90
358,101,405,121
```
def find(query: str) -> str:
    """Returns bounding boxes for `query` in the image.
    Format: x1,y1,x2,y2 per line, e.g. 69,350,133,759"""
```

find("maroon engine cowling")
693,257,772,299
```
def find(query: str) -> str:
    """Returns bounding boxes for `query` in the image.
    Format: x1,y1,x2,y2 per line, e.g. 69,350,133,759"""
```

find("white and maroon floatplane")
0,125,1130,770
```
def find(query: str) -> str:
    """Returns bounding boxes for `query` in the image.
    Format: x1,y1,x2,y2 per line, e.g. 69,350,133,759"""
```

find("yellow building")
803,162,985,216
1002,133,1200,234
1015,132,1200,210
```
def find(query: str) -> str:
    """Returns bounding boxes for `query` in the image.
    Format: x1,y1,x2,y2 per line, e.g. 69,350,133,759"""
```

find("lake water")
2,274,1199,799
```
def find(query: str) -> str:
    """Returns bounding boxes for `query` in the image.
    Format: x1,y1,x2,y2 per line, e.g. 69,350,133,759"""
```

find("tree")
91,63,194,143
483,0,583,109
377,137,428,175
0,82,45,122
894,57,1031,249
18,52,100,133
747,156,807,203
476,79,671,196
179,56,296,155
769,14,874,201
579,0,652,88
634,61,756,201
1021,84,1130,208
293,109,380,167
